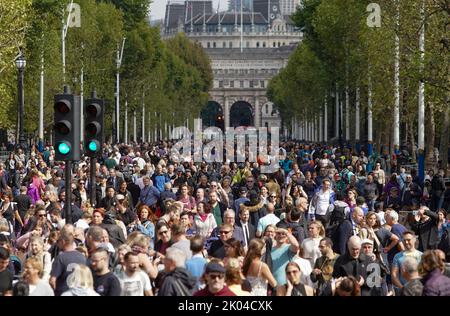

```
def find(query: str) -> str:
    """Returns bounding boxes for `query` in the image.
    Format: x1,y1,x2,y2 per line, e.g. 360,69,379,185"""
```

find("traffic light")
54,89,81,161
84,92,104,157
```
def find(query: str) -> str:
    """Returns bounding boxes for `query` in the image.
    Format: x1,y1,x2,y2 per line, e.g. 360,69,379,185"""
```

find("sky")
149,0,227,21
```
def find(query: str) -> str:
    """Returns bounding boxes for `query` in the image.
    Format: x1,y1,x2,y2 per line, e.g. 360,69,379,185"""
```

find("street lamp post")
16,53,26,151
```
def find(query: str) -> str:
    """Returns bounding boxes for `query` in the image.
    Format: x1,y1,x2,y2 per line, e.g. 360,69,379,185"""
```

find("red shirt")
194,286,236,296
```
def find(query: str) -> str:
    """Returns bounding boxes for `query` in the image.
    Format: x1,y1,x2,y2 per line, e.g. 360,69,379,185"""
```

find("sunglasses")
270,195,276,198
209,273,225,280
38,214,46,217
219,231,231,234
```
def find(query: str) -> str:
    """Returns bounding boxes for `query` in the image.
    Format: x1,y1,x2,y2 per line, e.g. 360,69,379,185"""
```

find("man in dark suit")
332,207,364,255
235,208,256,249
333,236,370,284
107,168,123,192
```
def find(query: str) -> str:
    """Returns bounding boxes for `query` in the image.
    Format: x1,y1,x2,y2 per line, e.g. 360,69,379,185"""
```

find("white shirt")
301,237,322,268
117,270,152,296
314,190,331,216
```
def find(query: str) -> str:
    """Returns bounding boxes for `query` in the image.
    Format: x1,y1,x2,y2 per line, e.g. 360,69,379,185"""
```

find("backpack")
326,204,347,239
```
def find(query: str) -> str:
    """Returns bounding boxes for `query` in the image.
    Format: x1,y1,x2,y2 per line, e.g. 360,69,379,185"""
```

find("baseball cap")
205,262,226,274
361,239,374,246
239,187,248,194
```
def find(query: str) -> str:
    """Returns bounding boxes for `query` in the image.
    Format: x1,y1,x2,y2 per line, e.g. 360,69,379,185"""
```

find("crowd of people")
0,140,449,296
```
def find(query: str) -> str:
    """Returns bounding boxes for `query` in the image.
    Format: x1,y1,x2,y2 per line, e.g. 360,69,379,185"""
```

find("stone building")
163,0,302,130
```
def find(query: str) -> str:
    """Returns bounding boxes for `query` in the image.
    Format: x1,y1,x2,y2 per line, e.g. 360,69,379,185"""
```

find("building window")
273,42,276,47
249,80,254,88
219,81,223,88
282,42,285,46
263,42,266,47
240,80,244,88
256,42,260,48
207,42,211,48
265,104,269,114
223,42,226,48
261,80,265,88
230,81,234,88
229,42,232,48
278,42,281,47
213,42,216,48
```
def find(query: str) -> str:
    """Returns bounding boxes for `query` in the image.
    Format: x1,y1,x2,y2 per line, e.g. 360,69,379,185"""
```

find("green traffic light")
58,143,70,155
88,141,98,152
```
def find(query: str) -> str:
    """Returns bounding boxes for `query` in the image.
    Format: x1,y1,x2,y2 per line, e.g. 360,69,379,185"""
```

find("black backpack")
326,204,347,238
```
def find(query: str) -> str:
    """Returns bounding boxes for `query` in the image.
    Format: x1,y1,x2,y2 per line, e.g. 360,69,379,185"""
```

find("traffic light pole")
65,161,72,224
90,157,96,207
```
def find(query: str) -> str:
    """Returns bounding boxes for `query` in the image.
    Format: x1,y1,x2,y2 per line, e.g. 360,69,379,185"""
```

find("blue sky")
150,0,227,21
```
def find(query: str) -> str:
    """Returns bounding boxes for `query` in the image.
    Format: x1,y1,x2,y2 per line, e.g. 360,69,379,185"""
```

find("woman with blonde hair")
22,257,54,296
301,221,325,268
61,264,99,296
243,239,277,296
225,258,252,296
27,236,52,281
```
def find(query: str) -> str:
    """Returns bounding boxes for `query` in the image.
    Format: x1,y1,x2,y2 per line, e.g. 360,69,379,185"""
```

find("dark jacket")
422,269,450,296
410,209,439,252
332,220,353,255
99,196,118,211
208,239,226,259
240,200,266,227
100,215,126,248
126,182,141,207
158,268,197,296
332,252,370,281
311,254,339,286
235,221,256,240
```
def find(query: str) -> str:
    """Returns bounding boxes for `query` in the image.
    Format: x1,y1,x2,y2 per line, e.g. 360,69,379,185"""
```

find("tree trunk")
425,102,435,170
440,100,449,176
409,118,416,163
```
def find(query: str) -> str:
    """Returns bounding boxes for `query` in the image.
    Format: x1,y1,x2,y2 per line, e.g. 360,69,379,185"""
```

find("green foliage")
269,0,449,147
0,0,213,143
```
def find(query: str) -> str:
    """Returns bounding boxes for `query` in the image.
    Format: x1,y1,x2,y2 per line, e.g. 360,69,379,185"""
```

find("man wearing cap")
193,261,236,296
360,238,388,296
